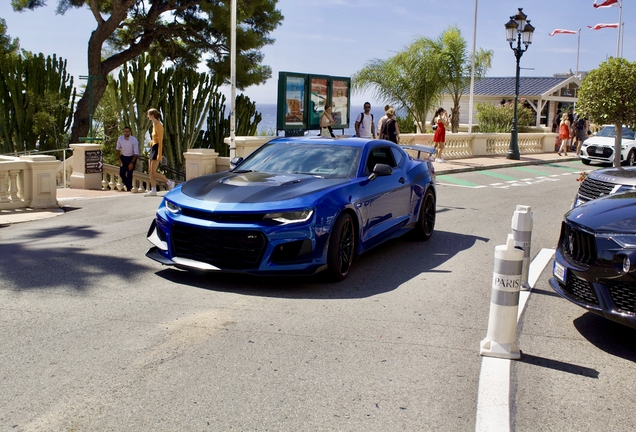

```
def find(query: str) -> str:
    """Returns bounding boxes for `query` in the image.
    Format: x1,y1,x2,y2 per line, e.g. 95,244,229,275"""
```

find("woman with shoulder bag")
144,108,175,196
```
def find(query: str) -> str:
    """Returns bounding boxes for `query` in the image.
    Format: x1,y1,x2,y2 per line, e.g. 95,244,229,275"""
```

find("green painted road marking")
437,175,480,187
478,171,518,181
513,166,551,176
545,163,583,172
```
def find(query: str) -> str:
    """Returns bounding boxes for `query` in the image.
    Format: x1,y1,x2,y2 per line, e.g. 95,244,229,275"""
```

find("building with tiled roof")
440,75,581,129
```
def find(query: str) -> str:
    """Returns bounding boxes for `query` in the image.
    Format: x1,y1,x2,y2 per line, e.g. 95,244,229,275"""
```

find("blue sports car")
146,137,437,281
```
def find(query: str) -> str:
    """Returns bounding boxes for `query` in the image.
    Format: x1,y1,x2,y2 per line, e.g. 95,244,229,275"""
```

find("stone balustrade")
0,154,59,210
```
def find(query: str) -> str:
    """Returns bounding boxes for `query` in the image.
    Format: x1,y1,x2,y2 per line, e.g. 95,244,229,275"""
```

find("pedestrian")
381,107,400,143
432,107,450,162
557,112,570,156
115,126,139,192
354,102,375,139
551,109,562,134
319,105,336,138
377,105,391,139
573,114,589,157
144,108,175,196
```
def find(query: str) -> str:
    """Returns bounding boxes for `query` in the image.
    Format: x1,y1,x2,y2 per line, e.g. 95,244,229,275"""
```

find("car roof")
267,136,389,149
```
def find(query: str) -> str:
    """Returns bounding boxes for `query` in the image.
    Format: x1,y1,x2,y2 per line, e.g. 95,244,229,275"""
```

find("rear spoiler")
400,144,435,160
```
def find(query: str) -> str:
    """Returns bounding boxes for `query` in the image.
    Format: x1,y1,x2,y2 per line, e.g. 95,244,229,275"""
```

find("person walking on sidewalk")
145,108,174,196
432,107,450,162
319,105,336,138
116,126,139,192
381,107,400,143
355,102,375,139
557,113,570,156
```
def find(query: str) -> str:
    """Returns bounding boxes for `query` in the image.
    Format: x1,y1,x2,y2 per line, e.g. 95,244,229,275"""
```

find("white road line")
437,183,488,189
475,248,556,432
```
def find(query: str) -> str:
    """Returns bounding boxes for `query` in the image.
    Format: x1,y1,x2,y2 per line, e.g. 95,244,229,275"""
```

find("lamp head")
505,18,518,42
513,8,527,31
522,20,535,45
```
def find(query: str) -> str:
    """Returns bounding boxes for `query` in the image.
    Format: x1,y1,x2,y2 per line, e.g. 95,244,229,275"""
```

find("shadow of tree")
0,224,154,291
573,312,636,363
155,229,490,299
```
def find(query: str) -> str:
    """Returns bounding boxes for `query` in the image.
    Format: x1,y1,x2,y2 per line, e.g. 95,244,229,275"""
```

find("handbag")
161,156,168,166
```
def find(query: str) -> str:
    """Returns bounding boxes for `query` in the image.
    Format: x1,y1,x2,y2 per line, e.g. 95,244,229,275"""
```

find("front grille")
578,176,615,201
561,222,597,265
586,146,613,159
563,272,599,305
605,280,636,314
171,224,266,270
181,208,265,223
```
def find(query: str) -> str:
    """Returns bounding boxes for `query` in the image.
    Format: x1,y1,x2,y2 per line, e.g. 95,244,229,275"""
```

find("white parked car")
580,125,636,166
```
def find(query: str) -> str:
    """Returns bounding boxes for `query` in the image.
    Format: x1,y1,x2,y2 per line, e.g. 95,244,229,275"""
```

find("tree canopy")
432,26,492,133
0,17,20,56
576,57,636,167
11,0,283,142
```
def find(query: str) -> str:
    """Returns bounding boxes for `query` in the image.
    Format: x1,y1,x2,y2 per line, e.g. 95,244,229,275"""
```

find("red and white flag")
593,0,619,8
549,29,577,36
588,23,619,30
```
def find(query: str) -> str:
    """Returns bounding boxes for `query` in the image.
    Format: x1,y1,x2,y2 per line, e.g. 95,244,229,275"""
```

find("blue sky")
0,0,630,108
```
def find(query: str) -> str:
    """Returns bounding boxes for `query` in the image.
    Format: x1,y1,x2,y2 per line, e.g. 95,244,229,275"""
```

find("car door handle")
399,177,405,184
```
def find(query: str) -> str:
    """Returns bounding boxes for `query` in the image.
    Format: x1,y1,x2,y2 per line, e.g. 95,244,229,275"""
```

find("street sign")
85,150,103,174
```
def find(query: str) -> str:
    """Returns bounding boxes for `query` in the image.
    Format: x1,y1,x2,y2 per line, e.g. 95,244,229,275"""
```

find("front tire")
326,213,355,281
412,188,436,241
581,158,591,166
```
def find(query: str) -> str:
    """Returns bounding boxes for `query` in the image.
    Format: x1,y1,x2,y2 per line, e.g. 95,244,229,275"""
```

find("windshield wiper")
232,169,253,173
290,171,324,178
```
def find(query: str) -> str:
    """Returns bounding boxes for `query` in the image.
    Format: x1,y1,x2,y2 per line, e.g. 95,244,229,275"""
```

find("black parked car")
574,166,636,207
550,192,636,329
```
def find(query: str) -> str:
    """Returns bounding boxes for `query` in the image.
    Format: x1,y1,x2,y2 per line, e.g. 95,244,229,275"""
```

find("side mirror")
368,163,393,180
230,156,244,168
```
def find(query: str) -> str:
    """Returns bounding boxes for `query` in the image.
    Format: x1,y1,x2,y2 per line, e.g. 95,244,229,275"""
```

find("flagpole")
616,0,622,57
576,28,580,77
468,0,478,134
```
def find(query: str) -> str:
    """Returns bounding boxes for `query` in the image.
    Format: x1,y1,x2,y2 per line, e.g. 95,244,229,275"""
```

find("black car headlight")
616,185,636,194
165,200,181,214
610,234,636,249
263,209,313,225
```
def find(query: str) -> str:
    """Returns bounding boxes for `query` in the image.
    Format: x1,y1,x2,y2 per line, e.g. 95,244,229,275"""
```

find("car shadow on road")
155,229,490,299
573,312,636,363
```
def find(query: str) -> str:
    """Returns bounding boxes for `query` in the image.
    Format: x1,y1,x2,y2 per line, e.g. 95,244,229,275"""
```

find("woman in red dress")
558,113,570,156
432,107,450,162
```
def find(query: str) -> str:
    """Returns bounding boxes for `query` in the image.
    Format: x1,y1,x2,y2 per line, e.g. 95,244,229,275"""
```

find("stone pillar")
20,155,59,208
69,143,103,190
473,134,489,156
183,148,219,181
226,136,273,159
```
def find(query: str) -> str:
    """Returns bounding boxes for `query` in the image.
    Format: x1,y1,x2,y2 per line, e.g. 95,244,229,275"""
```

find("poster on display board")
277,72,351,133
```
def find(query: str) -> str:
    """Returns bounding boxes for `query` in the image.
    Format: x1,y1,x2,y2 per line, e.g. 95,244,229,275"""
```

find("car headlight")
165,200,181,214
609,234,636,249
616,185,636,194
263,209,313,225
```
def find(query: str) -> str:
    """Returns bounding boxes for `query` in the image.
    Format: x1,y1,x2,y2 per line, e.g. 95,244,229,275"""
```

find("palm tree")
352,37,446,132
433,26,493,133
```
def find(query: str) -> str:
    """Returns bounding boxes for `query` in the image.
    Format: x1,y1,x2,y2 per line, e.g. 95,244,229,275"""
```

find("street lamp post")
505,9,535,160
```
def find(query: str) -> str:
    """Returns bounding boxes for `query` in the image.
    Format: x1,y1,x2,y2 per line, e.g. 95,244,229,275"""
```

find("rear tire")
623,150,636,166
326,213,355,281
412,188,436,241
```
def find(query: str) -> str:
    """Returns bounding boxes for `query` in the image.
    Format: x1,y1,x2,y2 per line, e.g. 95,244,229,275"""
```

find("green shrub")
476,101,534,133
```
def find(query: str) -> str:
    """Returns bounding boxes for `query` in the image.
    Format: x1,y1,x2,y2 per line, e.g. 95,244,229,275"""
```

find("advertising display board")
277,72,351,133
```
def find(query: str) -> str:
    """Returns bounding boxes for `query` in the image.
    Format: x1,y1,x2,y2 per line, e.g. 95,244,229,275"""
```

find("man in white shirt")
116,126,139,192
355,102,376,139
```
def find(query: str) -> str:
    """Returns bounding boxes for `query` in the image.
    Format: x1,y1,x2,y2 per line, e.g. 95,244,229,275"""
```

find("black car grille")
578,177,615,201
605,280,636,314
171,224,267,270
586,146,613,159
561,222,597,265
181,208,265,223
562,272,599,306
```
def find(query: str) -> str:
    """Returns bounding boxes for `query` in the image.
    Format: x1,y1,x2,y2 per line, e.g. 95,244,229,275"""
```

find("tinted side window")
391,147,404,166
365,147,397,173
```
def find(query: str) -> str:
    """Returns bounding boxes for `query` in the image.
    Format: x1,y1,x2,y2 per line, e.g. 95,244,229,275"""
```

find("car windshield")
595,126,636,140
236,143,362,178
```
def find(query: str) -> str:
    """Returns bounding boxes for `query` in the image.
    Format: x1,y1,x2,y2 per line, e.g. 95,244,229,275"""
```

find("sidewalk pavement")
0,152,578,226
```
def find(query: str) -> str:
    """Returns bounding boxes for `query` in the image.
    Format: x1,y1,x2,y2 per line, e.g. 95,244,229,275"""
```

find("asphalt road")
1,159,635,431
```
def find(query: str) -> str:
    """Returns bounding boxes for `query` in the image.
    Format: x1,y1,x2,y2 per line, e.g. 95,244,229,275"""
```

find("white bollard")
480,234,523,360
511,205,533,290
